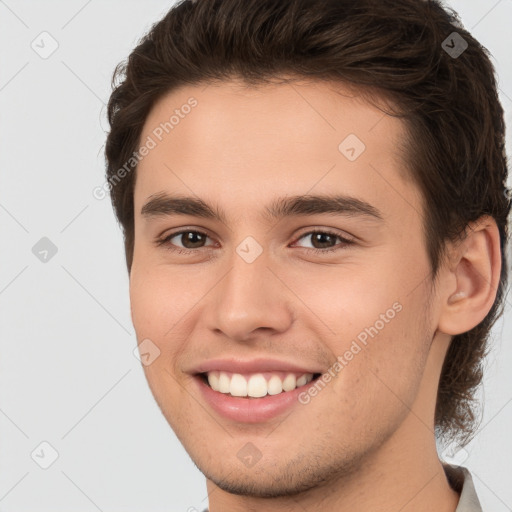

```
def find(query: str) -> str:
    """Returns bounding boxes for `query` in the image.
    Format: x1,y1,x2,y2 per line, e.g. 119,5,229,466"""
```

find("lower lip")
193,375,315,423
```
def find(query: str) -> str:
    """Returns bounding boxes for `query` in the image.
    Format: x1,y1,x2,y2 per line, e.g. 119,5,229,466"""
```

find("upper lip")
190,358,324,375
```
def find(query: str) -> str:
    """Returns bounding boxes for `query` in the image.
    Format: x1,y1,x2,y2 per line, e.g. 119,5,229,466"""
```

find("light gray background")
0,1,511,511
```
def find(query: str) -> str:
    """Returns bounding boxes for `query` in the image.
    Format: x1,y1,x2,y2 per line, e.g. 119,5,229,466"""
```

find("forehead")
134,79,421,226
140,78,404,159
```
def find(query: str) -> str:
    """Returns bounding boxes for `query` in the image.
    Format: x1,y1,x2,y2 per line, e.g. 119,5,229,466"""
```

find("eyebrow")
140,192,384,224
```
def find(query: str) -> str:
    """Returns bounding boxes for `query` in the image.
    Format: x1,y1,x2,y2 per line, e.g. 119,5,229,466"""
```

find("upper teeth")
206,371,315,398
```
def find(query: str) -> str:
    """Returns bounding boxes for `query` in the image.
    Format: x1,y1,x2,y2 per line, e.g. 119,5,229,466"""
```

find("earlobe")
437,216,501,336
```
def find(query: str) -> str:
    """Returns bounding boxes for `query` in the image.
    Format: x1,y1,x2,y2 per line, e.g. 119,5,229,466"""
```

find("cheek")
314,319,430,442
129,263,212,390
298,261,403,336
129,267,194,418
129,262,198,337
308,267,432,412
129,267,178,385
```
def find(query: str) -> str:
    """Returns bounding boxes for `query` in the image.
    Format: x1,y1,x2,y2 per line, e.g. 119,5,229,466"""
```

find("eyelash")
156,229,355,256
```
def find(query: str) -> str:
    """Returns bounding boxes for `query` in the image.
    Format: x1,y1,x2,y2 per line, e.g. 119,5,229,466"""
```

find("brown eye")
175,231,208,249
293,230,355,254
309,232,338,249
157,229,213,253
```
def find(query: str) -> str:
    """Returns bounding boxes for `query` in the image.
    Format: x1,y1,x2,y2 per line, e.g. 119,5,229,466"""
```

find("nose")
205,247,295,342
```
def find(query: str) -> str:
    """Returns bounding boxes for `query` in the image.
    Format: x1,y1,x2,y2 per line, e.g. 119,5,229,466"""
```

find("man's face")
130,79,442,495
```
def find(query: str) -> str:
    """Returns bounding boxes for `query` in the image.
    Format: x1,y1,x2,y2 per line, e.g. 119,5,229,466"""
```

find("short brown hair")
105,0,510,446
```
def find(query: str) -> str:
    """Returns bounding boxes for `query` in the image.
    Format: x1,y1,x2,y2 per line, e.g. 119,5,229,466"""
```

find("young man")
104,0,510,510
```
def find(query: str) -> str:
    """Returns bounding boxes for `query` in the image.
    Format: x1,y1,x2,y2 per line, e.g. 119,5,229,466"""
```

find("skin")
129,78,501,511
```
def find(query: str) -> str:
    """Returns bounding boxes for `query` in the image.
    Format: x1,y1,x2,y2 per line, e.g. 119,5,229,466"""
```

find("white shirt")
444,463,483,512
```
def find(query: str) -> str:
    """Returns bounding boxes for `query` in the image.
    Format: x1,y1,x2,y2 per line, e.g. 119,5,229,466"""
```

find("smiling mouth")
198,372,323,399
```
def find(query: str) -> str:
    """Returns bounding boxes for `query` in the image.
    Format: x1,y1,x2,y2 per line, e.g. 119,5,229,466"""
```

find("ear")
437,215,502,336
